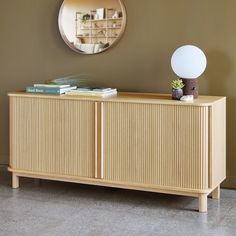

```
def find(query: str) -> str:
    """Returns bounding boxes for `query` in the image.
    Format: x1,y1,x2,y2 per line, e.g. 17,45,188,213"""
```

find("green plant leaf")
171,79,185,89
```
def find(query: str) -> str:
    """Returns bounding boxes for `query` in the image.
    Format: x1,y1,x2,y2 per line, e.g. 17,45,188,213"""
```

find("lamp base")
182,79,199,99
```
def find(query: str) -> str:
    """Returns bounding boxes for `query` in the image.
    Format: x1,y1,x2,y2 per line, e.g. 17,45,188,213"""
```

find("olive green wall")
1,0,236,187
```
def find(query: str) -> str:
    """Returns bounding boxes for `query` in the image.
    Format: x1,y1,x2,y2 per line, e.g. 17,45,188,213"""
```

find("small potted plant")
171,79,184,100
80,14,90,24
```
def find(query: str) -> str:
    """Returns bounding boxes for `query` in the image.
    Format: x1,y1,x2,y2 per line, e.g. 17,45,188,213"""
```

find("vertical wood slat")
100,103,104,179
209,98,226,188
95,102,98,178
9,93,226,193
95,102,104,179
10,97,95,178
103,102,209,190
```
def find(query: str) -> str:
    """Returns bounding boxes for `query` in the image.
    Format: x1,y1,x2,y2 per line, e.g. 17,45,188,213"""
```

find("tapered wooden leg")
212,185,220,199
12,173,19,189
199,194,207,213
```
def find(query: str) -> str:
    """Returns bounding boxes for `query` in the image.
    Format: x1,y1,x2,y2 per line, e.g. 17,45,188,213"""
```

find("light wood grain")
103,102,209,190
95,102,103,179
209,98,226,189
212,185,220,199
12,173,19,189
95,102,99,178
100,103,104,179
10,97,95,178
8,168,213,196
9,92,226,213
8,92,225,107
199,194,208,213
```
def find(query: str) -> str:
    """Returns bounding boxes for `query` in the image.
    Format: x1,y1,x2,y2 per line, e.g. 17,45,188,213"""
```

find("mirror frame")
58,0,127,55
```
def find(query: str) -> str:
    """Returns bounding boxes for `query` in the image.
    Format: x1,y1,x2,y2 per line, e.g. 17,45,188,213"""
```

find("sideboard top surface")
8,92,225,106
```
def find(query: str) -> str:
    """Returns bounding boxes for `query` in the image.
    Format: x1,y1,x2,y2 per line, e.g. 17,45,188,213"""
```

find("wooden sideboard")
8,92,226,212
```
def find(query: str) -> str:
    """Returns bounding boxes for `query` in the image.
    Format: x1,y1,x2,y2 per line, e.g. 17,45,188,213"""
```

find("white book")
34,84,71,88
93,88,113,92
69,88,117,95
60,86,77,93
76,87,115,93
76,88,92,92
65,90,117,98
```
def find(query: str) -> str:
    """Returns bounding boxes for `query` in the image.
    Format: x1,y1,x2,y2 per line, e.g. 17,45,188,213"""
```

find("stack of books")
65,87,117,98
26,84,77,95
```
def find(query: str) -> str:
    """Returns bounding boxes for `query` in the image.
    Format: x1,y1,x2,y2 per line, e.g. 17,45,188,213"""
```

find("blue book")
26,86,76,94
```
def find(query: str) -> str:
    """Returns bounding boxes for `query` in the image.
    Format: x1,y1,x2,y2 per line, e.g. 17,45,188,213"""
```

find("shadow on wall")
222,97,236,187
205,50,232,95
226,97,236,164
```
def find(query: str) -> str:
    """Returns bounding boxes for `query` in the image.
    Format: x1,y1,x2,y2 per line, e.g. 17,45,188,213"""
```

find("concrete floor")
0,166,236,236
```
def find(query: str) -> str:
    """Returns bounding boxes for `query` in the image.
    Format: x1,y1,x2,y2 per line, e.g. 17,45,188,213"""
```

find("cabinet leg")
212,185,220,199
199,194,207,213
12,173,19,189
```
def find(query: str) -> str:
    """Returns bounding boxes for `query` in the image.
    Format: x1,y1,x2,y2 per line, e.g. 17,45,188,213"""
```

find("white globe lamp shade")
171,45,207,79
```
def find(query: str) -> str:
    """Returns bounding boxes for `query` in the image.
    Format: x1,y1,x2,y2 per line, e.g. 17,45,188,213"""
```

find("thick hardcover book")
26,86,76,94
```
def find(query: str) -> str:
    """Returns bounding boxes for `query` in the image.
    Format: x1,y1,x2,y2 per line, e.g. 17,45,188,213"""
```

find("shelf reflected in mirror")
58,0,127,55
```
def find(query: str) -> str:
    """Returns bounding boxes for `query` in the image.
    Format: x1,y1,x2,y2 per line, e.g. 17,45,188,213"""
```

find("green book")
26,86,76,94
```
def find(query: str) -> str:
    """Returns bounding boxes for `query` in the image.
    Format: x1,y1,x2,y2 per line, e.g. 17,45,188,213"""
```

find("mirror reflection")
59,0,127,54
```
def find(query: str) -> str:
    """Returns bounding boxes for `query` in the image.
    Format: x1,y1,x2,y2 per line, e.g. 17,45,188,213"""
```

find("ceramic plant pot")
172,88,183,100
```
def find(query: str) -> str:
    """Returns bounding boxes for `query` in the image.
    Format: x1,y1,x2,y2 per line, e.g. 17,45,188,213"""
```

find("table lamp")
171,45,207,98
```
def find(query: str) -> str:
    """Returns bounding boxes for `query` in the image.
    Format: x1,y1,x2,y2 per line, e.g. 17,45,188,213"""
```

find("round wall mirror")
58,0,127,55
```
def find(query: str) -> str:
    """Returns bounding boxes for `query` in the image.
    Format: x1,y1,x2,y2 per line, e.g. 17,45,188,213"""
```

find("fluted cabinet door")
103,102,209,190
10,97,95,178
